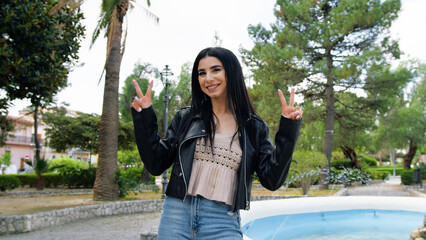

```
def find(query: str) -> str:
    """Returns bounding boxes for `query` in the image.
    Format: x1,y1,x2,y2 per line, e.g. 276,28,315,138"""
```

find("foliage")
41,173,64,188
0,0,85,110
401,169,413,185
10,173,38,187
365,168,390,180
242,0,405,179
330,159,354,170
0,114,14,147
25,158,52,190
0,152,11,174
0,175,20,191
286,151,327,194
116,166,154,197
119,62,159,123
43,108,135,152
61,168,96,188
117,148,142,169
376,65,426,169
48,156,89,173
326,167,371,186
359,154,378,167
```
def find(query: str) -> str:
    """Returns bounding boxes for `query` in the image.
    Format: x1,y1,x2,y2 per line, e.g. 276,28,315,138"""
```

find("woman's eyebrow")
210,65,222,69
198,65,223,72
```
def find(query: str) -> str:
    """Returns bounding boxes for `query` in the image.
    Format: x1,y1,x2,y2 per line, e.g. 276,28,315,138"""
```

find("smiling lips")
206,84,220,91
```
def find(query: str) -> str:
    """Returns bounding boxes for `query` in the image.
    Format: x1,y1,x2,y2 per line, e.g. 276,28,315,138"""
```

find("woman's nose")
206,72,214,81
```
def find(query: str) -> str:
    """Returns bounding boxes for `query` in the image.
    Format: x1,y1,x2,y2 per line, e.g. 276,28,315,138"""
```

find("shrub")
49,157,88,173
116,166,154,197
13,173,38,187
359,155,378,167
42,173,64,188
61,167,96,188
401,170,413,185
366,168,390,180
419,164,426,180
0,175,20,191
286,151,327,195
330,159,354,170
326,167,371,186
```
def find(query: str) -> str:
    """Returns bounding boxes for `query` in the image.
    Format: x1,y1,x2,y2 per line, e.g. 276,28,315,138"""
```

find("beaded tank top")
187,133,242,206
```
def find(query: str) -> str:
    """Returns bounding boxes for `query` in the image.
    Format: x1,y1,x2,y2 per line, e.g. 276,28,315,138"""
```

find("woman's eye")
213,68,221,72
198,72,206,76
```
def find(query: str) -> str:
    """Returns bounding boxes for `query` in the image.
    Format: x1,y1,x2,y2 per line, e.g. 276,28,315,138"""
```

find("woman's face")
197,56,227,101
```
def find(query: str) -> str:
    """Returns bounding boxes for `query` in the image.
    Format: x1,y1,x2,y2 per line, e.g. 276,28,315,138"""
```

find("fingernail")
135,96,139,100
137,108,142,112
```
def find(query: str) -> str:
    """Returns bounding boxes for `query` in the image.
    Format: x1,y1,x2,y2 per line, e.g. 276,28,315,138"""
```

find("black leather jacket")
132,106,302,211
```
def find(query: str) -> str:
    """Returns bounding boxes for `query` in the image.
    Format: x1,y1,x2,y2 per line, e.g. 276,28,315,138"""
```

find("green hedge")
359,155,378,167
5,169,97,189
366,169,390,180
401,170,413,185
61,168,96,188
0,175,20,191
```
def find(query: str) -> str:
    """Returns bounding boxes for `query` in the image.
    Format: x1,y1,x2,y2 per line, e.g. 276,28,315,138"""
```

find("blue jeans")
158,195,243,240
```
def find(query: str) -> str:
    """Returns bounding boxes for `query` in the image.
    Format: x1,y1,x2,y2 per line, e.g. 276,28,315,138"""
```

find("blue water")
242,209,425,240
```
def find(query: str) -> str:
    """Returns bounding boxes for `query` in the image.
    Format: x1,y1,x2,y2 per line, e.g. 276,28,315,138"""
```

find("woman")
131,47,302,239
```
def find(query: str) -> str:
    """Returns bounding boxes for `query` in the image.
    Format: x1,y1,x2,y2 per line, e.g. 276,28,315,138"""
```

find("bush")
12,173,38,187
401,170,414,185
419,164,426,180
365,168,390,180
61,168,96,188
49,157,89,173
359,155,378,167
330,159,354,170
116,166,154,197
0,175,20,191
326,167,371,186
285,151,327,195
42,173,64,188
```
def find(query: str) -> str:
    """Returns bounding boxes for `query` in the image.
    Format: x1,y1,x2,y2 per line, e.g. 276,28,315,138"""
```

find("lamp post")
160,65,173,199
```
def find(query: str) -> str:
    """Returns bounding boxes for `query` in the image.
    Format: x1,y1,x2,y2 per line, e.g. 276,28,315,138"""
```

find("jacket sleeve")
256,116,302,191
131,106,182,176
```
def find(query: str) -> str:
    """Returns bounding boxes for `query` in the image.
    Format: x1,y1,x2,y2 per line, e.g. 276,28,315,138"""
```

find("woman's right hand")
131,80,153,112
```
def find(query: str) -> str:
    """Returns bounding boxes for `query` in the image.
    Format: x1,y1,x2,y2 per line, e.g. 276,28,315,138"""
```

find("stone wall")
410,215,426,240
0,189,93,198
0,199,164,235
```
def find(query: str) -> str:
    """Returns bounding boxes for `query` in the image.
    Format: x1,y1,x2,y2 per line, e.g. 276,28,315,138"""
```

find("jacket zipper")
178,133,206,202
243,128,249,210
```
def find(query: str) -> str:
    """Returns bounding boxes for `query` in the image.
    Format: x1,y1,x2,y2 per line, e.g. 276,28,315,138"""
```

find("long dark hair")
181,47,256,148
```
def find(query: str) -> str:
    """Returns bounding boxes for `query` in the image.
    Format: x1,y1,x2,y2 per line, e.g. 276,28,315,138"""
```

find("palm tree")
90,0,158,200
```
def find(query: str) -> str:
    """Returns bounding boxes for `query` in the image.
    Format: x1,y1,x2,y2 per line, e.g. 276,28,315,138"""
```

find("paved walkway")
1,176,416,240
346,175,412,197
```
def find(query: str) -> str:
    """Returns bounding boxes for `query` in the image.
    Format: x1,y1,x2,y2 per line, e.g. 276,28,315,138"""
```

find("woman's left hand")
278,88,303,120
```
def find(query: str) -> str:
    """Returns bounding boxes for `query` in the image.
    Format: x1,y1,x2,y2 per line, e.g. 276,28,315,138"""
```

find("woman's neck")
211,97,229,115
211,98,237,134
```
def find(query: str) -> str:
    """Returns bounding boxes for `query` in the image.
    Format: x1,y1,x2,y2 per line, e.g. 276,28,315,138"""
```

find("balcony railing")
6,135,44,145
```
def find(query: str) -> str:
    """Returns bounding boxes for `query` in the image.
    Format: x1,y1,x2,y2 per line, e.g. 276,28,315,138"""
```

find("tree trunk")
403,139,417,170
322,48,334,190
141,167,151,182
37,174,44,190
340,145,360,169
33,104,40,163
93,2,129,201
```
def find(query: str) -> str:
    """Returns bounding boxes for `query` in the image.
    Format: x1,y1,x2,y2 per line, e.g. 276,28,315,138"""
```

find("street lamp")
160,65,173,199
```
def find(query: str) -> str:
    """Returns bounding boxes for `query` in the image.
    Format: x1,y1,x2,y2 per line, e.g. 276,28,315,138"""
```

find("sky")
8,0,426,116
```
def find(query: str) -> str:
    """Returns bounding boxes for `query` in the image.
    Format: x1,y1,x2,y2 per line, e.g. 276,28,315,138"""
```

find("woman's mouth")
207,84,219,91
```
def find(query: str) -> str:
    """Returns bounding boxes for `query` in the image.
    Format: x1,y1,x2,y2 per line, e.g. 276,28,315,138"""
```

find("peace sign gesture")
131,80,154,112
278,88,303,119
